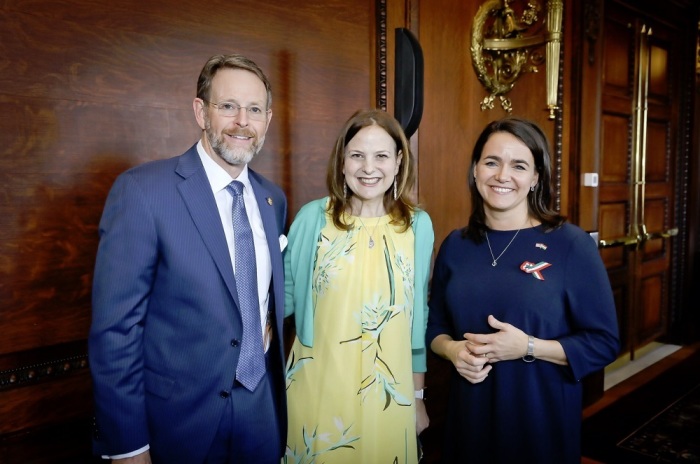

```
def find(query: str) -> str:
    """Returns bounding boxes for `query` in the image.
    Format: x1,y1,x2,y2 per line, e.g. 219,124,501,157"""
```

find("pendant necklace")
485,227,522,267
356,216,381,249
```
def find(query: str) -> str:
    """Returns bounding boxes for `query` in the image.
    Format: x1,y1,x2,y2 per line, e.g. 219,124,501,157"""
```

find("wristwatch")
414,388,426,400
522,335,536,363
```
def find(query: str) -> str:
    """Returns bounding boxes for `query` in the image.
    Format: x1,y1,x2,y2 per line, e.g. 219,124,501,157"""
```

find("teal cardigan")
284,197,434,372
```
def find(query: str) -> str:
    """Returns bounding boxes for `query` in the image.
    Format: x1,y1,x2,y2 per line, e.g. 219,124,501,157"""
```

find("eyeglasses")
202,100,270,121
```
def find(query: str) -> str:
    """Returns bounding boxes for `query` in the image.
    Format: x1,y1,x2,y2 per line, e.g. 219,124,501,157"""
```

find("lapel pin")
266,197,273,205
536,243,547,250
520,261,552,280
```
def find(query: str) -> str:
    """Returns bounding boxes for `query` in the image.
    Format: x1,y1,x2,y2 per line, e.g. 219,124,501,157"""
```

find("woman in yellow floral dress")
284,109,434,464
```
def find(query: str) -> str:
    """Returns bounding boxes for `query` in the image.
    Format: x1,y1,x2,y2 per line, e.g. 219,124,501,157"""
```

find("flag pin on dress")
520,261,552,280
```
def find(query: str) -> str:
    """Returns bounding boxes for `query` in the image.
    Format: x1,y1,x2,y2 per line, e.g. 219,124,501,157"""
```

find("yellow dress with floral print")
285,212,418,464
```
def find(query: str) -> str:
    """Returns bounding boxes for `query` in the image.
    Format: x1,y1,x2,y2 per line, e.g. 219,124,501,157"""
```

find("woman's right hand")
447,339,492,384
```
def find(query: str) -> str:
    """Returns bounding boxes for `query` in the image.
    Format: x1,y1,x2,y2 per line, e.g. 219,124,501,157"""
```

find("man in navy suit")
89,54,287,463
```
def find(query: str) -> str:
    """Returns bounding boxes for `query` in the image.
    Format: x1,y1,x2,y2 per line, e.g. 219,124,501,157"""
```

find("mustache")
226,129,255,138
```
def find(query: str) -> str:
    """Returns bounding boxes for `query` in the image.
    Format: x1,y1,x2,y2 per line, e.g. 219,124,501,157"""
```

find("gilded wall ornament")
471,0,563,117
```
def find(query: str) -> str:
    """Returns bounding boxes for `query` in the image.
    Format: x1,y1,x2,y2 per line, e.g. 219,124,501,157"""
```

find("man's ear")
193,98,207,130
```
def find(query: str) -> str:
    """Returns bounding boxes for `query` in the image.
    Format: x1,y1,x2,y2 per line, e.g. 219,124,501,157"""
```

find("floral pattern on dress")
285,214,418,464
285,417,360,464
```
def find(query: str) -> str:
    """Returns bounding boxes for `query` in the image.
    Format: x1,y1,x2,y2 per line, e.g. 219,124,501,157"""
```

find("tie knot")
227,180,245,197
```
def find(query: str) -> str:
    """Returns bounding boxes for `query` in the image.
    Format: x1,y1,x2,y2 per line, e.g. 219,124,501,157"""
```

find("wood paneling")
574,0,696,367
0,0,698,460
415,0,562,246
415,0,474,246
601,114,630,183
0,0,375,457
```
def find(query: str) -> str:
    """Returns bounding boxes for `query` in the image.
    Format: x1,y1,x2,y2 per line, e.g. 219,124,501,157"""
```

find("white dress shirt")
197,141,272,338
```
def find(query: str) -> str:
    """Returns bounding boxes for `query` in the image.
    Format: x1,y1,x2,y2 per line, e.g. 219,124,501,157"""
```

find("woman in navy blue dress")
426,117,619,463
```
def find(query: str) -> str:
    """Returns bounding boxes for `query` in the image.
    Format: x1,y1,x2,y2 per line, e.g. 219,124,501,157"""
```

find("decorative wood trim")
376,0,388,111
671,31,695,330
697,20,700,76
0,343,90,391
584,0,601,65
554,35,565,211
0,355,89,391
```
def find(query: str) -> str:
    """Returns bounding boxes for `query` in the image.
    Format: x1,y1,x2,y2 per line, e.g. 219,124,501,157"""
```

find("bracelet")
414,388,426,400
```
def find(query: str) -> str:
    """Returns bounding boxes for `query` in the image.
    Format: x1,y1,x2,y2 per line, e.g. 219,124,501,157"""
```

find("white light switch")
583,173,599,187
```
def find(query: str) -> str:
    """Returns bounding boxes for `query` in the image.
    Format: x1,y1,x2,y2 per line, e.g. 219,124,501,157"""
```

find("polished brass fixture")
597,23,677,250
631,24,651,245
470,0,563,118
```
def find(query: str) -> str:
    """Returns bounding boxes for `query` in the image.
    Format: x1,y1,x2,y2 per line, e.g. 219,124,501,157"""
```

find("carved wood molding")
376,0,388,111
553,37,564,211
0,343,90,391
0,355,89,391
671,26,696,324
697,19,700,76
584,0,601,65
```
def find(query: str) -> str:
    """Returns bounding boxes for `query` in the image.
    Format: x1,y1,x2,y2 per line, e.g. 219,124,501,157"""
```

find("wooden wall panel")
574,0,697,363
600,203,627,268
603,23,632,90
644,198,667,256
645,121,669,182
415,0,568,247
0,371,92,436
648,44,669,97
0,0,697,460
416,0,476,246
1,0,374,458
574,1,604,232
601,114,630,183
640,274,664,339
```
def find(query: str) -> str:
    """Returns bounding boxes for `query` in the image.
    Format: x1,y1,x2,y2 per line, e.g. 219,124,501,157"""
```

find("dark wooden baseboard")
0,417,100,464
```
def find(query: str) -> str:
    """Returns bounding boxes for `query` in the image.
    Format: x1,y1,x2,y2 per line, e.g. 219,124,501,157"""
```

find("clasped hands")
449,314,528,384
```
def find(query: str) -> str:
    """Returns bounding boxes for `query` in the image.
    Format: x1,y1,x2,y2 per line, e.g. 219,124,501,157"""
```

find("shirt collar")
196,140,251,193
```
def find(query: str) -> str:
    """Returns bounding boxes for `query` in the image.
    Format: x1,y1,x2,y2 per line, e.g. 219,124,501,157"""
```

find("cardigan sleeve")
411,210,435,373
284,198,327,347
286,201,435,371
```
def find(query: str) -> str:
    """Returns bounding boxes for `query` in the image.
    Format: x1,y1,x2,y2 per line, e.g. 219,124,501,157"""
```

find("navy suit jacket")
88,144,288,462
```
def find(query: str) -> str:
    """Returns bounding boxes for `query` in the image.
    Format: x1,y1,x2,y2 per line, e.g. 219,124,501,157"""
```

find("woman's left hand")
415,398,429,435
464,315,528,362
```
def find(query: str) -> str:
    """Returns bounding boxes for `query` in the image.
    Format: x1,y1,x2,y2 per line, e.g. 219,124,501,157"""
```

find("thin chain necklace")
356,216,382,248
485,228,522,267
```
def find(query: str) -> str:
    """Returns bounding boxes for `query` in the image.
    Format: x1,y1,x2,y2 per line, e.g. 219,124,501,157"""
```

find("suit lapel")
248,174,284,337
175,147,239,306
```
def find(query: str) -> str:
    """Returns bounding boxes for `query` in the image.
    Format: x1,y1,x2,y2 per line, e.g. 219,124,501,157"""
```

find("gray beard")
205,121,265,166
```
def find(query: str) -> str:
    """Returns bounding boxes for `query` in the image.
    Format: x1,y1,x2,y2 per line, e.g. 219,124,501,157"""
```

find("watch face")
522,355,536,363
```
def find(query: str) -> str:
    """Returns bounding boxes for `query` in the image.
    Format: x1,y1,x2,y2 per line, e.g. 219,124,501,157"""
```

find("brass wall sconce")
470,0,563,118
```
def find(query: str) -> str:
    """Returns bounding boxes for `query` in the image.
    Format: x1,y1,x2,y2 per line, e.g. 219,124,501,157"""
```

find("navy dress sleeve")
557,227,620,381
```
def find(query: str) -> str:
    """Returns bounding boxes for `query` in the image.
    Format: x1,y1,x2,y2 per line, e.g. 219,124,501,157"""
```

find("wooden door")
579,0,685,360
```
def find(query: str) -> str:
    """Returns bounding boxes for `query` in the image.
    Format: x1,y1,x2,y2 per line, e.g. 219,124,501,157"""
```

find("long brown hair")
326,109,417,231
